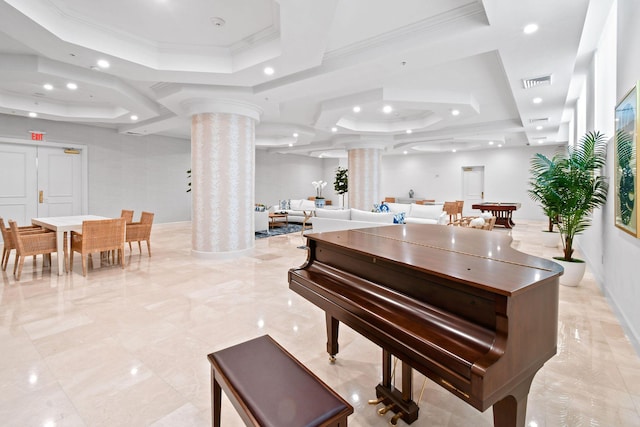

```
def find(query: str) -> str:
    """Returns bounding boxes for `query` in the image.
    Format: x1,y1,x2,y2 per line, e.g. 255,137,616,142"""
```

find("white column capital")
182,98,263,122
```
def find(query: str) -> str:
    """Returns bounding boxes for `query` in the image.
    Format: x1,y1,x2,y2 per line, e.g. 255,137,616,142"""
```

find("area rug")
255,224,303,239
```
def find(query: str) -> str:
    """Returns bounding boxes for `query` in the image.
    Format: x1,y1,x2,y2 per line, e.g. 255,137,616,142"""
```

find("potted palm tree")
528,153,561,247
534,131,608,286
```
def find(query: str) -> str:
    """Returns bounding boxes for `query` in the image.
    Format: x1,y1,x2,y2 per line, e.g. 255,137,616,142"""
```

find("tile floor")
1,221,639,427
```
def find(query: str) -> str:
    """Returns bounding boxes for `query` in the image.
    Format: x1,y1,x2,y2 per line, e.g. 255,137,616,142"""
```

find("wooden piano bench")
207,335,353,427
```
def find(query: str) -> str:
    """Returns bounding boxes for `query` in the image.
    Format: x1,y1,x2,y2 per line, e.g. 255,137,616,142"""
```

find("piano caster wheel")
390,412,403,426
329,355,336,364
367,397,385,405
378,404,395,416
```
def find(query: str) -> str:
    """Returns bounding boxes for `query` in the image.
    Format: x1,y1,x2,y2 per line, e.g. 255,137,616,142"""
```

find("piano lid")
304,224,563,296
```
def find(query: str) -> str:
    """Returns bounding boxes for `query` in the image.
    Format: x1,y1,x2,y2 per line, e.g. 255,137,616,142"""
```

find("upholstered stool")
208,335,353,427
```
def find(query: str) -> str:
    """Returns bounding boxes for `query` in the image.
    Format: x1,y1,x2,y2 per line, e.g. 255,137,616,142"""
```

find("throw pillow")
393,212,406,224
380,203,390,212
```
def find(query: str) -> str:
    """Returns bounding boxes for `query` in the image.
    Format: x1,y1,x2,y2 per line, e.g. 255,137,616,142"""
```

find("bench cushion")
209,335,352,427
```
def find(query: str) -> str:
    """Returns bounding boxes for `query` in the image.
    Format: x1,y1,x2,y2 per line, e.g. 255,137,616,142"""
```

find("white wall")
255,150,325,207
380,144,561,221
0,114,191,223
597,0,640,349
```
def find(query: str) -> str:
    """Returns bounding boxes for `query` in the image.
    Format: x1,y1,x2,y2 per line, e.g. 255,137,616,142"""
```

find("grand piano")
288,224,562,427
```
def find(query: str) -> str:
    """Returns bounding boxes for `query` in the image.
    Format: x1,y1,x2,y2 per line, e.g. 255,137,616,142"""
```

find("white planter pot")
541,231,561,247
553,257,586,287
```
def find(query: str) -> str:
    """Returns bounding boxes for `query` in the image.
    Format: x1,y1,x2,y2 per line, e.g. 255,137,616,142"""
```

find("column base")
191,246,255,260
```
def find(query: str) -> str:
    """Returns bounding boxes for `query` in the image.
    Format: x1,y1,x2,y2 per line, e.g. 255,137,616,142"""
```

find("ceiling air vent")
125,131,145,136
529,118,549,123
522,75,552,89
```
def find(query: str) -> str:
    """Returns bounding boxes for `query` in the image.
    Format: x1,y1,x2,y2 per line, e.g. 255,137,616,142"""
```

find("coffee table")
268,213,288,228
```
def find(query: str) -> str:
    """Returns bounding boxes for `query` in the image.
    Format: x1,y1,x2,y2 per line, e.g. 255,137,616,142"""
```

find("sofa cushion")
350,209,395,223
385,202,410,214
408,203,443,220
289,199,316,211
315,208,351,220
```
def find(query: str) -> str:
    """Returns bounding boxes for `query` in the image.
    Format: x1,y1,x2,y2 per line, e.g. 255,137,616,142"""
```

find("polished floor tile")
1,221,639,426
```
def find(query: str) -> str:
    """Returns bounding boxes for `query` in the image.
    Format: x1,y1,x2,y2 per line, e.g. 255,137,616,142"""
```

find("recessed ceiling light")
498,144,503,148
533,97,542,104
28,112,37,118
43,83,53,91
403,150,408,155
406,129,412,134
538,140,544,144
130,115,138,121
293,132,299,137
288,143,293,147
452,149,457,153
524,23,539,34
489,141,494,145
263,67,274,76
66,82,78,90
383,105,393,114
451,109,460,116
331,127,338,133
97,59,110,69
536,125,543,130
353,106,361,113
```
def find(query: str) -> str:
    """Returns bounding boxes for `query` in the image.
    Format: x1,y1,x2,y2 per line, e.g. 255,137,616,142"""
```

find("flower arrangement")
312,180,327,198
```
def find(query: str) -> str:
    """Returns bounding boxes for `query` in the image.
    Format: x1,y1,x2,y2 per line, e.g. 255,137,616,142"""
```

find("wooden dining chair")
125,211,154,256
8,220,58,280
443,202,458,224
455,200,465,220
1,217,45,271
121,209,134,224
70,218,126,276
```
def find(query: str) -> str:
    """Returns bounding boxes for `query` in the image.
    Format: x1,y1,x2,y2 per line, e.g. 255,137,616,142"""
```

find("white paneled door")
0,143,83,227
37,147,82,217
462,166,484,216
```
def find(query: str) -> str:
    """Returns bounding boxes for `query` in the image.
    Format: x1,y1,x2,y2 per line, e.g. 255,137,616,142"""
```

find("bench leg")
211,370,222,427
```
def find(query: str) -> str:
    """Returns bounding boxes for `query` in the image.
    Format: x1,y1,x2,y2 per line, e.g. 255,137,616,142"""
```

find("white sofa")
308,208,397,233
308,203,449,234
273,199,316,224
254,210,269,233
384,202,449,225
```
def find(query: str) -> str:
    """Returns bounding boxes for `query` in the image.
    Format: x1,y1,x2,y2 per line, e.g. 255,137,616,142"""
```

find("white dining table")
31,215,109,276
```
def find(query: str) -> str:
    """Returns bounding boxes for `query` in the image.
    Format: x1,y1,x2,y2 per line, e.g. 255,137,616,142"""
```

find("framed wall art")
614,84,639,237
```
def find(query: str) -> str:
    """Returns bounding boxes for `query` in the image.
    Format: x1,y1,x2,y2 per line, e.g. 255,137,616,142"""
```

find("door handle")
39,190,43,203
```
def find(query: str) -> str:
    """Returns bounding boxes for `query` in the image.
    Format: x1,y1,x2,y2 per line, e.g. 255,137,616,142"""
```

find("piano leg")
492,375,535,427
326,314,339,363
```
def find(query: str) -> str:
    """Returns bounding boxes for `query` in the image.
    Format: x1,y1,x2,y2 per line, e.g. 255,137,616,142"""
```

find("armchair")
70,218,126,276
8,220,58,280
125,211,154,256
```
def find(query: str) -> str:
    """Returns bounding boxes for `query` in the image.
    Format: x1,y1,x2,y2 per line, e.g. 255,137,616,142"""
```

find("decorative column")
348,147,382,211
188,99,262,259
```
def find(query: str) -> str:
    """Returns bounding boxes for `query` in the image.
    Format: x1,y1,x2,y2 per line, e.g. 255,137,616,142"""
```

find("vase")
553,257,586,287
315,198,326,208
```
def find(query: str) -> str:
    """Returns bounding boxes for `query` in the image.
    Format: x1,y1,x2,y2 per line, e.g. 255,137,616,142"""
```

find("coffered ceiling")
0,0,613,156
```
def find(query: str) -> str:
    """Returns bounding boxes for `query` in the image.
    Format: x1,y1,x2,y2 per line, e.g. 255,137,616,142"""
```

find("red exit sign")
30,131,45,141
